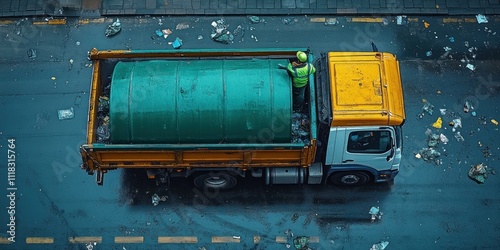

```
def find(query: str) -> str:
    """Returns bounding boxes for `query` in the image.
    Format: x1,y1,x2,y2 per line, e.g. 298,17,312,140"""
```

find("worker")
279,51,316,111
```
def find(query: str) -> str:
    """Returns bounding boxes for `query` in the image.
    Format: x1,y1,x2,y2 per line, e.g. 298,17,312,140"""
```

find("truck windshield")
347,130,392,154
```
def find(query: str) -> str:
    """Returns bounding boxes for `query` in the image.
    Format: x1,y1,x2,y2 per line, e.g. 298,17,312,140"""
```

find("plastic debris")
57,108,74,120
105,19,121,37
418,147,441,163
292,112,310,144
210,19,234,44
155,29,163,37
432,117,442,129
248,15,262,24
468,163,488,183
466,63,476,71
370,241,389,250
197,35,203,40
282,17,295,25
175,22,190,30
422,100,434,115
491,119,498,125
369,206,383,222
51,76,56,80
293,236,309,250
428,133,440,147
454,131,464,141
98,96,109,112
426,51,432,57
452,118,462,129
325,18,338,26
172,37,183,49
439,109,447,115
471,111,477,117
151,193,167,206
463,101,474,113
27,48,37,59
476,14,488,24
448,36,455,42
439,134,449,144
396,15,407,25
423,21,430,28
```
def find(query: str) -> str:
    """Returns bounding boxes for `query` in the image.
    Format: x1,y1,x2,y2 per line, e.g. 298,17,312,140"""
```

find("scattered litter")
57,108,74,120
155,29,163,37
422,100,434,115
282,17,295,25
491,119,498,125
325,17,338,26
85,242,97,250
172,37,183,49
197,35,203,40
293,236,309,250
105,18,121,37
432,117,442,129
448,36,455,42
451,118,462,129
210,18,234,44
466,63,476,71
478,116,487,124
439,134,449,144
440,109,447,115
292,112,310,144
96,117,110,142
471,111,477,117
423,21,430,28
51,76,56,80
370,241,389,250
76,41,80,46
426,51,432,57
468,163,488,183
232,236,240,239
454,131,464,141
98,96,109,112
248,15,264,24
27,48,37,59
476,14,488,24
158,18,162,26
415,153,422,159
418,148,441,163
151,193,167,206
396,15,407,25
176,22,190,30
428,133,440,147
369,206,383,222
463,101,474,113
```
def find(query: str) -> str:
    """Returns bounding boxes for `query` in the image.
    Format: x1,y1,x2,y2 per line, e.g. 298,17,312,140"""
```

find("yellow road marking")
309,236,320,243
253,236,260,244
33,19,67,25
69,236,103,243
0,237,11,244
443,17,476,23
158,236,198,243
351,17,384,23
26,237,54,244
211,236,241,243
408,18,419,22
114,236,144,243
78,18,107,24
310,17,326,22
276,236,287,243
0,20,15,25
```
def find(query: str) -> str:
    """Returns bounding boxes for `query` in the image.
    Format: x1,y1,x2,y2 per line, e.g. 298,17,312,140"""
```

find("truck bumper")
374,169,399,183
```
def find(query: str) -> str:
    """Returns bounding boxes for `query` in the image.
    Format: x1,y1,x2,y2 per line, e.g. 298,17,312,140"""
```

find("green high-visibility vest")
286,62,316,88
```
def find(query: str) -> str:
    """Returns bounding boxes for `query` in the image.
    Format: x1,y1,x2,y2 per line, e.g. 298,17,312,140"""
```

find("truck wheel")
194,172,238,190
330,172,370,186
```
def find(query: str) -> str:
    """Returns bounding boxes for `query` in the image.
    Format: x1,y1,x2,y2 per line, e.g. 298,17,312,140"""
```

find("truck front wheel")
194,172,238,190
330,172,370,186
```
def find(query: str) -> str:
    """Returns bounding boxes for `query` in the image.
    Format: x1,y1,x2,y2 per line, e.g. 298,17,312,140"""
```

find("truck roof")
327,52,405,127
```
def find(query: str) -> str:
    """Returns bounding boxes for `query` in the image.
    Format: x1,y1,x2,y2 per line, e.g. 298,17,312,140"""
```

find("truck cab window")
347,130,392,154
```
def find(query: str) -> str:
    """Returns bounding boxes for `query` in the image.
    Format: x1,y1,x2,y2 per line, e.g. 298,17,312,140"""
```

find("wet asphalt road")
0,15,499,249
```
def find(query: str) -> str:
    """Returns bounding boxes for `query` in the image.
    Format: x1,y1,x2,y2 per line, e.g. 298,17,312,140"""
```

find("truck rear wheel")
194,172,238,190
330,172,370,186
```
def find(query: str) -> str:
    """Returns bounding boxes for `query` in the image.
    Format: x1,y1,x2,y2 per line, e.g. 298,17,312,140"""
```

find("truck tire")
330,172,370,186
194,172,238,190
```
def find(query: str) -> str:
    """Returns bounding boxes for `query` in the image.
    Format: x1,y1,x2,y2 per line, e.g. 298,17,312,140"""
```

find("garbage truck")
80,48,405,189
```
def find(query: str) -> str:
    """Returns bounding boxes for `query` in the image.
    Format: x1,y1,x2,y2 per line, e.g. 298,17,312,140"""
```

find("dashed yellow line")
78,18,109,24
26,237,54,244
114,236,144,243
309,236,320,243
276,236,287,243
351,17,384,23
0,237,12,244
158,236,198,243
0,20,15,25
310,17,326,22
69,236,103,243
408,17,419,22
212,236,241,243
33,19,67,25
443,17,476,23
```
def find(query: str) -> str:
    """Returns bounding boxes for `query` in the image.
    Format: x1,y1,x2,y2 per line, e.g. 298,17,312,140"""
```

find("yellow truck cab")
315,52,405,185
80,49,405,188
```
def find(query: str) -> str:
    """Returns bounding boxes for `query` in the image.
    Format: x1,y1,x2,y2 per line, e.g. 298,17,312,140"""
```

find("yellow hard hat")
296,51,307,62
